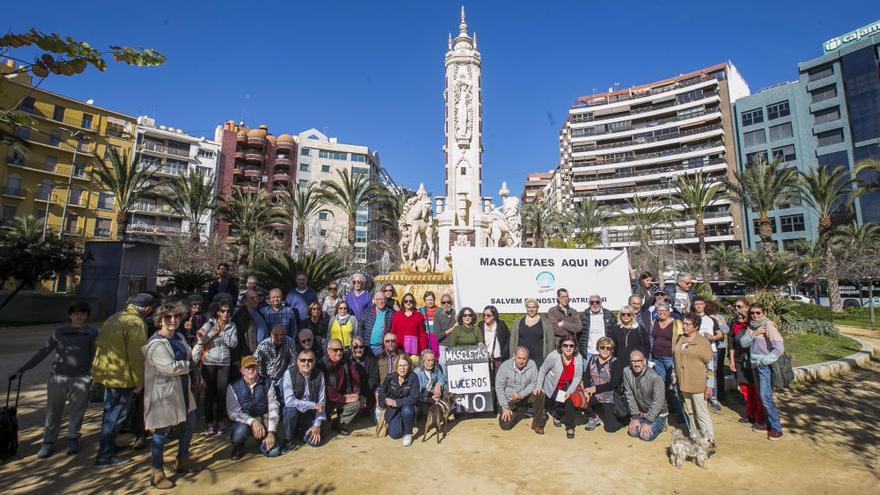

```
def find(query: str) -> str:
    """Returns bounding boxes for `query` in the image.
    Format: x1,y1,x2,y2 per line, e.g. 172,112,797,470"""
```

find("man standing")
322,339,366,436
254,325,298,386
495,346,545,434
260,288,299,338
91,293,153,467
237,276,259,306
433,293,456,365
285,272,318,322
280,350,325,450
231,290,266,374
358,292,394,356
226,356,281,459
628,295,652,332
208,262,238,304
623,350,668,441
578,295,615,362
345,274,372,322
547,288,580,346
665,273,695,318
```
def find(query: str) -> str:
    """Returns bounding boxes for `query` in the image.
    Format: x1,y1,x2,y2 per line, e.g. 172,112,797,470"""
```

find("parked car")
782,293,815,304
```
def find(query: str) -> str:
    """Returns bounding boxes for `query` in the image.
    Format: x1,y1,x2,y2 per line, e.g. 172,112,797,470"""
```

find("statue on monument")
398,184,437,272
486,182,522,248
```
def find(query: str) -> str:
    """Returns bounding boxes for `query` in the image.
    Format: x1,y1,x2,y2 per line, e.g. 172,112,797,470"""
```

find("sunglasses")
598,345,613,351
218,309,231,313
750,311,764,315
620,313,633,317
300,338,313,343
383,289,393,293
441,301,452,305
589,301,601,305
561,344,575,348
384,339,397,344
352,345,365,349
483,313,493,318
328,347,343,353
328,287,338,290
631,359,645,364
404,300,415,305
298,358,314,363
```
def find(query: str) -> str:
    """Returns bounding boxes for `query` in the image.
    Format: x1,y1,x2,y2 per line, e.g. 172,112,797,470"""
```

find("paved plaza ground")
0,323,877,494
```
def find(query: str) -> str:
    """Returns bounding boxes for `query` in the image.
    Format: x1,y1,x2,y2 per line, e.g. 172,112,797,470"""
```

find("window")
352,167,369,176
300,147,311,156
64,213,79,234
743,129,766,147
321,165,331,173
49,131,61,146
53,106,66,122
4,174,22,196
810,85,837,103
318,212,329,220
297,179,308,189
816,129,844,147
299,163,309,172
746,151,768,165
105,121,128,139
355,235,367,244
14,126,29,140
69,187,85,206
769,123,793,141
780,214,805,233
36,181,52,200
808,65,834,82
81,114,93,129
841,46,880,143
197,149,214,159
98,192,114,210
767,101,790,120
320,229,327,237
741,108,763,126
20,97,35,113
35,208,46,220
771,145,796,162
351,154,367,163
10,151,24,165
94,219,112,238
752,217,777,234
776,193,802,209
813,107,840,125
45,155,58,172
2,205,16,222
318,150,348,160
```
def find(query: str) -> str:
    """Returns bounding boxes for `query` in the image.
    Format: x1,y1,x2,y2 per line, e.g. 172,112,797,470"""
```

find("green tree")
319,169,383,247
374,188,414,242
89,148,159,241
790,238,823,300
279,183,330,252
853,145,880,194
800,165,856,312
708,243,742,280
734,261,797,292
725,156,800,261
250,252,347,293
569,198,615,248
670,171,726,284
167,168,215,241
832,222,880,322
520,202,548,247
216,189,289,274
164,269,213,296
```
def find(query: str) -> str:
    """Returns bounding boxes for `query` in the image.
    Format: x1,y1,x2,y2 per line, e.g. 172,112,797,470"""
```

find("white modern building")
130,116,220,240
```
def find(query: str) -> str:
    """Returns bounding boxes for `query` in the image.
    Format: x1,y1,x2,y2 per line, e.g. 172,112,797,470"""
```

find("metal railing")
573,75,719,108
139,141,191,158
571,108,719,138
21,107,97,131
3,186,24,196
572,158,727,182
572,123,723,153
571,140,725,168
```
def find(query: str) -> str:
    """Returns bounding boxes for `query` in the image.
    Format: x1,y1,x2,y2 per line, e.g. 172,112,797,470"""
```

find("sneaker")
531,424,544,435
95,456,131,468
132,435,147,450
709,400,721,413
768,429,783,441
36,443,54,459
67,438,80,455
204,424,217,436
402,434,413,447
738,417,752,424
566,429,575,440
281,442,294,455
337,426,351,437
230,448,244,460
217,423,228,434
552,418,562,428
752,422,768,431
584,417,601,432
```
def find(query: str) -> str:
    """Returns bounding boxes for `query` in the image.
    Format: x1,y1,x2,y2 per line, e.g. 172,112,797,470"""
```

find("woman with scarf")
192,301,238,436
582,336,626,432
390,293,428,356
303,301,330,345
729,298,765,427
480,305,510,382
328,301,358,349
418,291,440,355
447,307,485,347
739,302,784,441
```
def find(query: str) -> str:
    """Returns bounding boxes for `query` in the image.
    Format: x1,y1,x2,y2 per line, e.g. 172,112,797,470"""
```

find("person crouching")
227,355,281,459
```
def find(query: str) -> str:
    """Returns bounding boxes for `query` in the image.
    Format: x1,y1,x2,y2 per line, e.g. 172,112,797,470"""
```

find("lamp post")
40,183,69,240
57,129,88,241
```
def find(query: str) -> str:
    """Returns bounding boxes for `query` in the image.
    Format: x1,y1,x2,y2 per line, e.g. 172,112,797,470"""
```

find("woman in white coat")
142,302,198,489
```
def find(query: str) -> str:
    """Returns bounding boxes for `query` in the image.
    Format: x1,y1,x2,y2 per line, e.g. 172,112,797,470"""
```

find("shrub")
789,319,840,337
793,302,832,321
754,292,802,332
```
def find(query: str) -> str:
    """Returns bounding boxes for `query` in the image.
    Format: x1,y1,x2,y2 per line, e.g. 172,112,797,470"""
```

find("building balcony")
23,107,98,133
238,185,259,193
245,151,263,163
274,155,292,166
244,168,262,178
572,159,728,187
570,141,725,171
570,124,724,157
234,150,246,160
275,141,294,152
247,135,266,147
572,76,719,111
62,225,84,236
236,132,248,143
273,173,291,182
126,224,184,236
570,108,721,140
139,141,192,159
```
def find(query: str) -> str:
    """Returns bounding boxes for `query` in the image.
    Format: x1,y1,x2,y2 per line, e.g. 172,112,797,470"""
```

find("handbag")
570,385,589,410
769,354,795,390
612,390,629,417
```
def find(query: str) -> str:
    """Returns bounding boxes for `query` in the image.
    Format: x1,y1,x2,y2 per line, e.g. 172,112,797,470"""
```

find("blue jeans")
755,365,782,432
627,414,667,441
651,356,683,414
385,404,415,439
96,387,133,462
151,410,196,469
229,422,282,457
282,407,321,447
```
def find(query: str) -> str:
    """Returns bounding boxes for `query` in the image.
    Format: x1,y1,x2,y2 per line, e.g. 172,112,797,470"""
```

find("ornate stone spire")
459,6,468,36
448,33,452,49
473,32,477,48
499,182,510,198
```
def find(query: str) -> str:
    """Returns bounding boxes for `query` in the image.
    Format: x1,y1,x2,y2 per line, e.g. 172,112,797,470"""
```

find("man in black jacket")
579,295,616,362
350,336,379,412
208,262,239,304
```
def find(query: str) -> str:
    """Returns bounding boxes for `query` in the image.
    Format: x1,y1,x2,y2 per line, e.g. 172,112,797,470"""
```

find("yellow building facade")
0,61,135,241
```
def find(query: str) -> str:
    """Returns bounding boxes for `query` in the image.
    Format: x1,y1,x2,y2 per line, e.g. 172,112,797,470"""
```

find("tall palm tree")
853,146,880,194
543,208,572,246
319,169,383,247
800,165,855,312
520,202,547,247
570,198,616,248
725,156,800,262
215,189,289,273
625,194,676,276
167,167,215,241
89,148,159,240
374,188,414,242
279,182,330,252
708,243,741,280
832,221,880,321
670,171,725,284
791,238,823,300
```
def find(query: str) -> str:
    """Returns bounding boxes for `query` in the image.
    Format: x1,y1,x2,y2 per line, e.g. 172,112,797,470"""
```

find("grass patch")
832,307,880,330
784,333,861,367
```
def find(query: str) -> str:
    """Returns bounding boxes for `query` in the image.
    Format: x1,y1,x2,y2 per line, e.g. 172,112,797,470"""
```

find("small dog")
421,393,457,444
668,428,715,468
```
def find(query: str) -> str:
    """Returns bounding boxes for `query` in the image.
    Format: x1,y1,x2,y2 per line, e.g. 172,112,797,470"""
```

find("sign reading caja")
452,246,632,313
823,20,880,53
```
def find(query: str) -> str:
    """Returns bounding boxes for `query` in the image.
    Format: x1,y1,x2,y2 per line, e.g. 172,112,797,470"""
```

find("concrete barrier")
791,335,877,383
0,291,107,322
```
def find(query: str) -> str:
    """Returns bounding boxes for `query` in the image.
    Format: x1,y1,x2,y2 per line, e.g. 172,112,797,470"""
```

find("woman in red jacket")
390,293,427,356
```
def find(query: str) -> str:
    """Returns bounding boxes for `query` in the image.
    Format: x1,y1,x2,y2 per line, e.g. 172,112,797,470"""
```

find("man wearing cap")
648,290,670,321
226,356,281,459
91,293,154,467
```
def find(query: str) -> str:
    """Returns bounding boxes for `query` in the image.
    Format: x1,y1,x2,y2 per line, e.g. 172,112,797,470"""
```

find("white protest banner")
451,246,631,313
445,345,493,413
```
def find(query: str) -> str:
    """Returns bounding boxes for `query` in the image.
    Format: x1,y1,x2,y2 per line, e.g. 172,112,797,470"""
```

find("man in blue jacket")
664,273,696,319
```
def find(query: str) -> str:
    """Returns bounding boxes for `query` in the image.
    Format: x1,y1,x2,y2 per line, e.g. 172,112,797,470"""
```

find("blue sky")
5,0,878,198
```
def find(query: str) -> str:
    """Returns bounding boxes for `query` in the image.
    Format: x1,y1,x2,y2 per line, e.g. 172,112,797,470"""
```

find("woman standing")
390,293,428,355
418,291,440,354
740,302,784,441
672,312,715,444
192,302,238,436
611,305,650,362
480,305,510,376
378,354,421,447
729,298,765,427
382,284,401,312
321,282,340,317
582,336,626,432
143,302,198,489
447,308,485,347
650,302,682,410
536,336,584,439
328,301,358,349
510,299,554,369
303,302,330,343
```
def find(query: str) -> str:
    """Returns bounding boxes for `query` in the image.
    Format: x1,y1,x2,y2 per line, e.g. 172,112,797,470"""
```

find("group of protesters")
11,263,786,488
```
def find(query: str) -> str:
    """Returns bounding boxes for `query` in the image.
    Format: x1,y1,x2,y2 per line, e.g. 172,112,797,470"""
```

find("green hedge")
789,319,840,337
792,302,832,321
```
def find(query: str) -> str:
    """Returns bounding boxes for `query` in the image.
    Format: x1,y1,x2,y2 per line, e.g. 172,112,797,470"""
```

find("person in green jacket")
91,293,153,467
447,308,485,347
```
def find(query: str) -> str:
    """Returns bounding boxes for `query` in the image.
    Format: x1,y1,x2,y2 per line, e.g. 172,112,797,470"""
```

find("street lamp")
57,129,89,241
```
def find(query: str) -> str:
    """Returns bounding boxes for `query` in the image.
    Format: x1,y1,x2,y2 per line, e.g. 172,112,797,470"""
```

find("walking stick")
671,384,694,437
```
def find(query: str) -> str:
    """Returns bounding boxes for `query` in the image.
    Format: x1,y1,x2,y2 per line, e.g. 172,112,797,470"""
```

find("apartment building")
521,171,553,204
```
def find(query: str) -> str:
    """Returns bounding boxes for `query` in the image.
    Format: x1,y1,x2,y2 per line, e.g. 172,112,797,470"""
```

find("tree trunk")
0,280,26,313
116,210,129,241
870,282,876,323
238,234,250,275
826,245,843,313
296,221,305,253
696,219,710,287
758,215,775,261
348,215,356,247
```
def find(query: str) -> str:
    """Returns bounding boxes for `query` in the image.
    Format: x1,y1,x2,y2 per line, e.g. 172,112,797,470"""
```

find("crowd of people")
10,264,787,488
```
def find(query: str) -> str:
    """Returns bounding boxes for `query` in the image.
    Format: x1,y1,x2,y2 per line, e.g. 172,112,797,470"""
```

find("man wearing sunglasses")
664,273,696,319
280,350,326,450
578,295,615,363
433,294,457,365
350,337,379,416
322,339,366,436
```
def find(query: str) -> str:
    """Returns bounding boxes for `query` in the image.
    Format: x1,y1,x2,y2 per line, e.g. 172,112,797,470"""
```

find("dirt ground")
0,324,877,494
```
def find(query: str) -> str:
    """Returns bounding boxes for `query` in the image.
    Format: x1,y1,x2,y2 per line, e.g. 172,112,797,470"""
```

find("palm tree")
279,182,330,252
520,202,547,247
543,208,572,246
167,167,215,241
624,194,676,276
734,261,797,292
708,244,741,279
251,251,347,293
215,189,289,273
570,198,615,248
725,156,800,262
670,171,725,284
0,215,43,244
319,169,383,247
800,165,855,312
832,221,880,322
89,148,159,240
853,146,880,194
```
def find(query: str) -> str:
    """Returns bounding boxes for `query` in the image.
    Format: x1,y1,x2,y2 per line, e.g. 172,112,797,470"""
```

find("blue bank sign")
823,20,880,53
